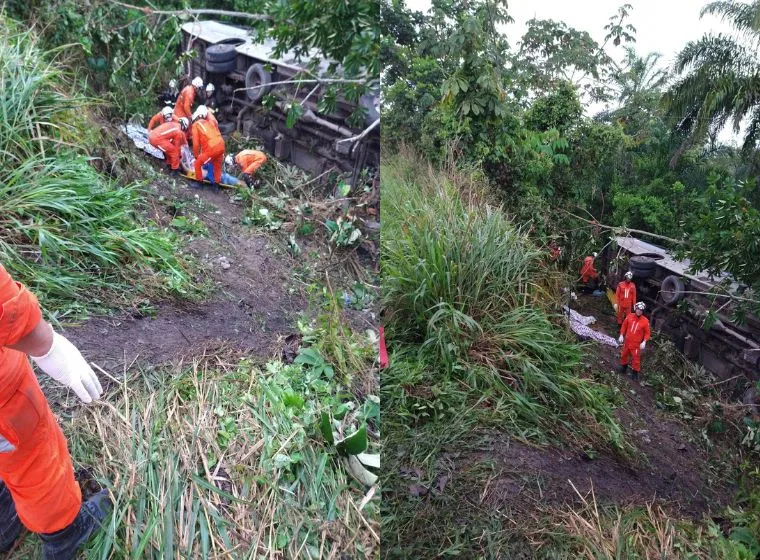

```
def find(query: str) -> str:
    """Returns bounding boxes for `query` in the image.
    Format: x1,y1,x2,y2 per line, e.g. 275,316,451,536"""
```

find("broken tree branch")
108,1,272,21
561,209,685,246
336,118,380,145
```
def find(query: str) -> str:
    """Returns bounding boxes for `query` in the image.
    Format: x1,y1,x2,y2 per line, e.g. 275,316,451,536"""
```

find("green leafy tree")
665,0,760,156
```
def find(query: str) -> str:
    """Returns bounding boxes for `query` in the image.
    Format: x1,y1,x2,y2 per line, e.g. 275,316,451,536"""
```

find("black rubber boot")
0,482,22,552
630,370,639,381
39,489,111,560
617,364,628,375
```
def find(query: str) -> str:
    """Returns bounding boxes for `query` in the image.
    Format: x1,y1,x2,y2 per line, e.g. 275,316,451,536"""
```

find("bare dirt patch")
64,175,308,373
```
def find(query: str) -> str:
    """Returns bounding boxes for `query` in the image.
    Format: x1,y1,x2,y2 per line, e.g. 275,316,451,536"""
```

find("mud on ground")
65,159,377,375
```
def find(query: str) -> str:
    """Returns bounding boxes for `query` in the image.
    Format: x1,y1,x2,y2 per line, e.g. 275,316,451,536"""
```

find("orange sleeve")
148,113,161,130
615,284,622,300
0,265,42,347
619,314,629,337
191,123,202,156
644,319,651,341
632,284,636,302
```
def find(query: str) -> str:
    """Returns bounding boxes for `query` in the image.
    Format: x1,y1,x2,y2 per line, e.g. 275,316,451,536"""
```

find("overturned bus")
178,20,379,182
608,236,759,400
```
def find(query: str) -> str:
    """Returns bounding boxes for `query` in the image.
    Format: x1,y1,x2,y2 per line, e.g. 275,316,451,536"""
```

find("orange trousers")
0,361,81,533
616,305,632,326
195,143,225,184
620,343,642,372
149,137,182,170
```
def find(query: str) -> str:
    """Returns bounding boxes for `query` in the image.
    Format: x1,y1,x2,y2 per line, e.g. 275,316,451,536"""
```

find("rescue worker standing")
191,107,225,186
147,106,173,131
618,301,651,381
225,149,268,187
614,271,636,325
204,83,217,111
173,76,204,125
148,117,189,174
0,264,110,558
580,252,599,285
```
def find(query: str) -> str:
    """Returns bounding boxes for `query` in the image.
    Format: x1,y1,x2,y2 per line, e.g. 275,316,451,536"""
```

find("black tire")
218,121,236,134
660,275,685,305
245,64,272,103
206,59,237,74
206,44,238,63
629,255,656,270
630,266,655,279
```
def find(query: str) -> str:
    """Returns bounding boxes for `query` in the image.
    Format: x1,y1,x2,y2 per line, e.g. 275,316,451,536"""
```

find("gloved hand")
242,173,253,187
618,335,624,344
613,304,618,311
640,341,646,350
31,332,103,403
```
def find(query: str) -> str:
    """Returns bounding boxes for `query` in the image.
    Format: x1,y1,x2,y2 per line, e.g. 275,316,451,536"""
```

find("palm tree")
665,0,760,156
615,48,668,104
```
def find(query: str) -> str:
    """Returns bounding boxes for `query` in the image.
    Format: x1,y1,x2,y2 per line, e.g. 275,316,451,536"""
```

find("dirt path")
456,293,734,518
65,178,307,373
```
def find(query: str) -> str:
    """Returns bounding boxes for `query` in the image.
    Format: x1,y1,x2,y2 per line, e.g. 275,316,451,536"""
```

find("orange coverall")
173,85,196,121
619,313,651,373
192,119,225,184
148,121,187,170
0,265,81,534
235,150,268,175
580,256,599,283
615,279,637,325
147,111,170,131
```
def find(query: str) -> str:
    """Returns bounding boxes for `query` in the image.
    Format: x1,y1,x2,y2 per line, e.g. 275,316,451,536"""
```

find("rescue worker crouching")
580,252,600,290
0,264,110,558
148,117,189,175
614,271,636,325
618,301,651,381
225,149,268,188
147,105,173,131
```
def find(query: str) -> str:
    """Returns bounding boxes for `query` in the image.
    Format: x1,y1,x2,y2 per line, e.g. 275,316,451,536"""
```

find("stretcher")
180,171,239,189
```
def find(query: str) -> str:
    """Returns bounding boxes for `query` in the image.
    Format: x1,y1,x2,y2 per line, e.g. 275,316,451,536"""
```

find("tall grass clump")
0,20,190,315
381,151,623,449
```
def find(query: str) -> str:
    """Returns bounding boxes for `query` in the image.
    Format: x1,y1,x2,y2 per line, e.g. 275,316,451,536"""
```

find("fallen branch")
561,209,685,246
108,1,272,21
336,118,380,145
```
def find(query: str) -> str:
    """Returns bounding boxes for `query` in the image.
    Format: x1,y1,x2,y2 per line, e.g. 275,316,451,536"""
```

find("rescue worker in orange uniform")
614,271,636,325
191,107,225,186
148,117,189,174
225,149,268,187
580,252,599,284
173,76,204,125
0,264,110,558
618,301,651,381
147,106,173,131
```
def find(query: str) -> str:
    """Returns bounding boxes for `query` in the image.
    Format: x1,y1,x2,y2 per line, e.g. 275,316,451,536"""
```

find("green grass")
381,152,624,451
0,19,192,317
14,350,379,559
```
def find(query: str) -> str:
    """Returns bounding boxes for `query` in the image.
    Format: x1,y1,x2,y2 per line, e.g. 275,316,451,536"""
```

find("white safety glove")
618,335,624,344
639,341,646,350
613,304,618,311
31,332,103,403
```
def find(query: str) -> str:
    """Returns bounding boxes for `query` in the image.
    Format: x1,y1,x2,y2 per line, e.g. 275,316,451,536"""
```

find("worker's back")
192,119,223,152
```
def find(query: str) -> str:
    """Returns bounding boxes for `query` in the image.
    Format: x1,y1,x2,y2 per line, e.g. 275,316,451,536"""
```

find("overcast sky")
402,0,740,142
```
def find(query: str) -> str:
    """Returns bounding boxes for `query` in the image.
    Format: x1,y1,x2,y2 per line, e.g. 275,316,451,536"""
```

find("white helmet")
169,79,177,89
192,76,203,88
624,271,633,280
224,154,234,167
161,106,173,118
592,252,598,258
192,105,208,121
634,301,646,311
206,83,215,94
178,117,189,131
